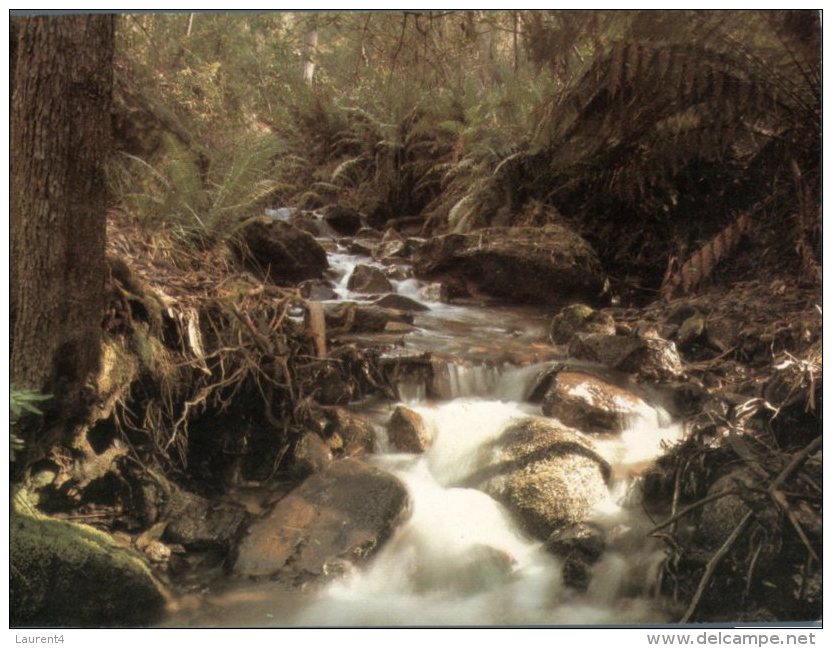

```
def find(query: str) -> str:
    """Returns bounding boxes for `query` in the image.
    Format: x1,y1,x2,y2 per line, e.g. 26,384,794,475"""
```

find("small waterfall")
430,358,506,400
283,392,678,626
169,213,683,627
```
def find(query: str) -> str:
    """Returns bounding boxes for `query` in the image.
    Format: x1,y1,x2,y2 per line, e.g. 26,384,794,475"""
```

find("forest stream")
164,215,685,627
10,12,821,630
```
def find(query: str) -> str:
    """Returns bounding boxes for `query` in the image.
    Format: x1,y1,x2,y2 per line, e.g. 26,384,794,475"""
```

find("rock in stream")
465,417,612,540
232,459,409,583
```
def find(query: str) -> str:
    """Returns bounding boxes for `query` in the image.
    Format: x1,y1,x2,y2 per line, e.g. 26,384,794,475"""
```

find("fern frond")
661,212,751,299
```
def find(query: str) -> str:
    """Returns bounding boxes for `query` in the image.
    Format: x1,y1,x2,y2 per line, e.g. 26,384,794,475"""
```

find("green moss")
10,507,165,627
549,303,594,344
131,325,163,372
678,312,706,346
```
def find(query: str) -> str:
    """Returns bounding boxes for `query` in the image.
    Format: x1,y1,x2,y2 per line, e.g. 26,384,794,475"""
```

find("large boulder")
541,371,650,433
233,459,409,582
11,512,167,627
568,332,683,381
412,225,604,305
387,405,433,453
347,264,393,294
233,217,328,284
466,417,611,539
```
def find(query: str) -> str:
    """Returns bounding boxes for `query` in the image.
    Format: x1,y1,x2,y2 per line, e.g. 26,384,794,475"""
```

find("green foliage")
110,132,286,246
10,388,51,419
10,387,51,462
521,10,820,280
112,11,819,283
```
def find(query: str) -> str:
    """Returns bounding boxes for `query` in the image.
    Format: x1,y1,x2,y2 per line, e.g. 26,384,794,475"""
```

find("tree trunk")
302,22,319,85
11,15,115,448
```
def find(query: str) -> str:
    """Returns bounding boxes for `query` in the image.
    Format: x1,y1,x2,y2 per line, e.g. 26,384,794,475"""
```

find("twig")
680,435,821,622
770,436,821,490
681,510,754,623
650,488,741,533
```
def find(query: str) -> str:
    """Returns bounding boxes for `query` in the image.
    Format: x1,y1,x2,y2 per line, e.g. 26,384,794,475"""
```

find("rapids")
165,227,684,627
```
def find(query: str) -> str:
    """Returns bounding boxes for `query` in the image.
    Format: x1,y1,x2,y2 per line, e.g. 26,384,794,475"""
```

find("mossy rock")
466,417,611,540
549,303,615,345
10,511,166,627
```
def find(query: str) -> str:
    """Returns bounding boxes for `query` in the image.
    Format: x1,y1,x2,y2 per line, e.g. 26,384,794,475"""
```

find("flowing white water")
169,223,684,626
289,367,681,626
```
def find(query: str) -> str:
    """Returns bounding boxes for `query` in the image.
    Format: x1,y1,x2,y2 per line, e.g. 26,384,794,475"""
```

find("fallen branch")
679,435,821,622
650,488,741,534
680,510,754,623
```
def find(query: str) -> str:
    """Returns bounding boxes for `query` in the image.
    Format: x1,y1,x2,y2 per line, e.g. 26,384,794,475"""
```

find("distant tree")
11,15,116,459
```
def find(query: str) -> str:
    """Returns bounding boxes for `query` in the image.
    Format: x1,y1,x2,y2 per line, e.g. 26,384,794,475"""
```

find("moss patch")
10,508,166,627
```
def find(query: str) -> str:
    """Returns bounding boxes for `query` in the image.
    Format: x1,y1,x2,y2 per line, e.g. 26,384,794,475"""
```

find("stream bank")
11,209,821,627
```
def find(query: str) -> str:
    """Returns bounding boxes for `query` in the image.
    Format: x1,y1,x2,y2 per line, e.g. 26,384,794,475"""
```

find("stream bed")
165,229,686,627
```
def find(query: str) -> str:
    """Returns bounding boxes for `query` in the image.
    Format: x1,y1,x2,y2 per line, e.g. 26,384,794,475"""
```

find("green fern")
10,388,51,462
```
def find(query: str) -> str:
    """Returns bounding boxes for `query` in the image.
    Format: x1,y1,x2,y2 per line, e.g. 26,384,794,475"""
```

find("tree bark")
11,15,115,436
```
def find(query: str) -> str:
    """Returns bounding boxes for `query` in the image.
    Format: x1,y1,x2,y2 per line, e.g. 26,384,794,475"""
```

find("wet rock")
289,213,324,237
324,205,364,236
545,522,606,590
135,521,166,551
467,417,611,540
232,217,328,284
384,321,416,334
346,239,375,256
384,264,413,281
373,293,430,312
347,264,393,294
549,304,616,345
232,459,409,582
374,228,408,261
412,225,604,305
326,408,376,456
298,279,338,301
420,282,450,303
162,488,247,551
294,432,333,476
568,333,683,380
541,371,650,433
388,405,433,453
11,512,166,627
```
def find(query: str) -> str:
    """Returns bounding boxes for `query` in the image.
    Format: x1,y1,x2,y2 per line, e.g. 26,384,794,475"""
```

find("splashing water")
288,383,680,626
166,219,684,627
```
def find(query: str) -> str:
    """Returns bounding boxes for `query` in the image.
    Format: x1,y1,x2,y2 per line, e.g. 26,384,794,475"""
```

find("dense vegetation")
10,10,821,627
112,10,819,289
